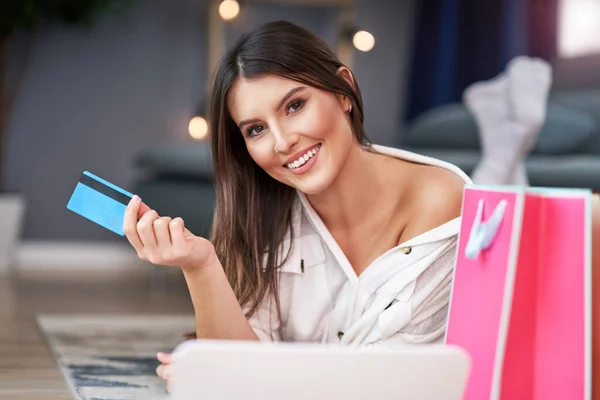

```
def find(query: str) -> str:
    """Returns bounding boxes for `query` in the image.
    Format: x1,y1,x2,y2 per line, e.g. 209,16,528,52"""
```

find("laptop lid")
169,340,470,400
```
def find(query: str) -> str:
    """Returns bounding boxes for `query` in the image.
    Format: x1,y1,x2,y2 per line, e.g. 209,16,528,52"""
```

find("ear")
336,66,356,90
336,66,356,111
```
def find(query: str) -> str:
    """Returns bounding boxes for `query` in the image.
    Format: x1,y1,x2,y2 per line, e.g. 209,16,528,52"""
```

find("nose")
272,126,299,155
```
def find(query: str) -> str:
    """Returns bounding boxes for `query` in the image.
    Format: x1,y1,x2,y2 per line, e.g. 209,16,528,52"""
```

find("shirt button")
337,331,344,340
401,246,412,255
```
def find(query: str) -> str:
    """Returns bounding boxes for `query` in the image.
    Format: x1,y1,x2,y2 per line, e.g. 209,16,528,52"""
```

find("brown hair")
209,21,369,325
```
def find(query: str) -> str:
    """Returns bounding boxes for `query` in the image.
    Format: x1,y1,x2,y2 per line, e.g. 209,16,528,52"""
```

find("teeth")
287,146,320,169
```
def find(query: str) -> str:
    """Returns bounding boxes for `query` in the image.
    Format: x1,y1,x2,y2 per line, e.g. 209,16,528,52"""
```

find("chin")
285,166,339,195
294,181,331,196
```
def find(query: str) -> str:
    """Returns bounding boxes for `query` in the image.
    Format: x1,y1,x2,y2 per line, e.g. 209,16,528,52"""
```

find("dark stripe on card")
79,174,132,205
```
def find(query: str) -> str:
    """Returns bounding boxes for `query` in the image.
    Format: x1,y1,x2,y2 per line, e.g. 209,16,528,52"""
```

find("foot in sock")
506,57,552,183
463,73,509,160
467,57,552,186
507,56,552,128
509,161,529,186
464,74,519,185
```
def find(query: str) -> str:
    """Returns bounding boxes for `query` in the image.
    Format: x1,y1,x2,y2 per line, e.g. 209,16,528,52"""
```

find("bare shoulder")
399,163,466,242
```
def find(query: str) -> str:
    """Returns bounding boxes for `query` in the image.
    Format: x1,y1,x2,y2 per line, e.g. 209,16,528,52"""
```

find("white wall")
353,0,417,147
4,0,208,241
3,0,418,242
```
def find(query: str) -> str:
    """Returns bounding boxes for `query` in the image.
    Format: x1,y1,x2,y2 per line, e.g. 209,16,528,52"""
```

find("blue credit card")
67,171,137,236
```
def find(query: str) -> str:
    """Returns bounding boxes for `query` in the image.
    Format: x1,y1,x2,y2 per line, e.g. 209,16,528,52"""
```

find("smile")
285,144,321,169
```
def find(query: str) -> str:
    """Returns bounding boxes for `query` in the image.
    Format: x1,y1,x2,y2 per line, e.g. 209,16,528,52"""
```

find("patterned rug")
37,315,195,400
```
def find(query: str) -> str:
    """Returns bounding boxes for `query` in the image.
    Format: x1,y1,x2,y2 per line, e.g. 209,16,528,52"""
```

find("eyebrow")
238,86,306,130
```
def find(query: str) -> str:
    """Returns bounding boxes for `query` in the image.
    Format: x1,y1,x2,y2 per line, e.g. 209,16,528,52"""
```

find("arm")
183,259,259,341
122,195,259,341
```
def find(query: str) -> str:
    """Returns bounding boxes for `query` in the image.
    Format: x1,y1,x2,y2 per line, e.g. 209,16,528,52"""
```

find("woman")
125,20,472,386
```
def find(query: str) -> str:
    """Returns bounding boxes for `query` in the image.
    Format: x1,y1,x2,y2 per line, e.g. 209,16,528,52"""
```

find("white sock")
467,56,552,186
504,57,552,186
509,161,529,186
465,74,519,185
507,56,552,128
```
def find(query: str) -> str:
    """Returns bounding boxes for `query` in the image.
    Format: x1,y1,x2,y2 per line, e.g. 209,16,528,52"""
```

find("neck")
306,144,390,231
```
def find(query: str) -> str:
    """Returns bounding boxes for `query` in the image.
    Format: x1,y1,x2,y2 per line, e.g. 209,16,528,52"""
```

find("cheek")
246,140,277,170
297,100,344,140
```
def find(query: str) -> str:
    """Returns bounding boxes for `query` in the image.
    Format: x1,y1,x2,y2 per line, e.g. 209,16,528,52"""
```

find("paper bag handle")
464,199,507,260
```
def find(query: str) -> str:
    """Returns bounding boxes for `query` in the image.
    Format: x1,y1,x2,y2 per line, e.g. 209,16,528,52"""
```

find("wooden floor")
0,266,193,399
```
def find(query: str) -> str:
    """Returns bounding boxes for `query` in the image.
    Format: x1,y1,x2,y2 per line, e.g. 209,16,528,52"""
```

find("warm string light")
219,0,240,21
189,116,208,140
352,30,375,52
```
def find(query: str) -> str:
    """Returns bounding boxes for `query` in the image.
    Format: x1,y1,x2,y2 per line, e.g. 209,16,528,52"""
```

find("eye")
246,125,266,137
287,99,305,114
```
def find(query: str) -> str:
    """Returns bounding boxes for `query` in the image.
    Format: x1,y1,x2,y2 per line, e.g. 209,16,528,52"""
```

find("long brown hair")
209,21,369,322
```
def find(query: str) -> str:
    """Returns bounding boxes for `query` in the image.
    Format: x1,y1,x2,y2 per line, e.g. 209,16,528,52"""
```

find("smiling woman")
124,20,470,390
229,75,356,195
119,19,600,397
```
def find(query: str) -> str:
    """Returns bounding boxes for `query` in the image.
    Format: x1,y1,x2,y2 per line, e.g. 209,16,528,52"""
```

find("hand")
156,352,173,393
123,195,217,271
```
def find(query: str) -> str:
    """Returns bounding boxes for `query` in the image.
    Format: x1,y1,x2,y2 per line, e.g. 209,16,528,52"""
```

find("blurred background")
1,0,599,274
4,3,600,397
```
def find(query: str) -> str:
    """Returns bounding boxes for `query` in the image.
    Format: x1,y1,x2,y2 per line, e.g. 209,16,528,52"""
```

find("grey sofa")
132,142,216,238
402,89,600,189
131,89,600,237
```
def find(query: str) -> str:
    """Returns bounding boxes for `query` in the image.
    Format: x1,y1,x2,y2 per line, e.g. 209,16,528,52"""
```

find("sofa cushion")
534,104,597,154
550,89,600,124
403,104,480,150
403,103,596,155
134,141,214,180
549,89,600,154
403,147,600,189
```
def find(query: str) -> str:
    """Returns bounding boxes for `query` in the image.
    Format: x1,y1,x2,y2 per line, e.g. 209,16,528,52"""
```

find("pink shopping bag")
446,186,592,400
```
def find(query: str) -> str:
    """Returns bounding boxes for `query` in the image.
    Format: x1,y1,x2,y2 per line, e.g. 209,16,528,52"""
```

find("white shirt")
247,145,472,348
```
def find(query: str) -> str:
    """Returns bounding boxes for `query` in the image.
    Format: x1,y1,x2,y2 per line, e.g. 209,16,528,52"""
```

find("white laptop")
168,339,470,400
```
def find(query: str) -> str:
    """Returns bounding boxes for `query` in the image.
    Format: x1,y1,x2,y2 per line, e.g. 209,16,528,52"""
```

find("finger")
137,209,160,248
156,352,173,364
170,218,187,251
156,363,173,380
137,200,152,219
154,217,173,249
123,196,143,252
156,363,165,378
162,365,173,380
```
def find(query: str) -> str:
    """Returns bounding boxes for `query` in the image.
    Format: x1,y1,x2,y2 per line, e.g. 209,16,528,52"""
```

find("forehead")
228,74,303,121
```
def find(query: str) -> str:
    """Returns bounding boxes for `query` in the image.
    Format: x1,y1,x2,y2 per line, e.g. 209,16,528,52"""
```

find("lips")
284,143,321,169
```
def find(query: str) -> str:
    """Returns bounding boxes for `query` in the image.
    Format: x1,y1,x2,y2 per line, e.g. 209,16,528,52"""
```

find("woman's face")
227,72,355,195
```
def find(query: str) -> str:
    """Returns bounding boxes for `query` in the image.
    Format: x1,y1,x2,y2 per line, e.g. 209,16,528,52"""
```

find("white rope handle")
464,199,508,260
